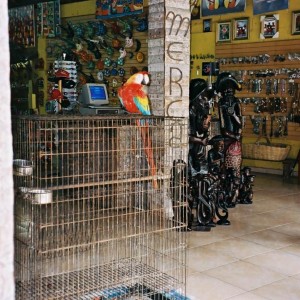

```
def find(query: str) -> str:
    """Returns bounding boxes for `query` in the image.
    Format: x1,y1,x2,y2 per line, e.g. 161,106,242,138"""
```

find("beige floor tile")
263,190,300,200
203,260,286,291
185,173,300,298
258,207,300,224
234,199,285,215
271,222,300,237
186,272,245,300
249,194,268,202
244,250,300,276
226,206,256,219
239,229,299,249
186,230,231,248
187,246,238,272
279,243,300,257
250,196,289,208
254,188,300,199
292,273,300,281
252,277,300,300
253,189,289,199
227,203,266,219
250,191,274,199
226,292,269,300
272,193,300,202
186,266,200,277
232,211,292,229
201,237,272,259
215,219,271,238
284,199,300,211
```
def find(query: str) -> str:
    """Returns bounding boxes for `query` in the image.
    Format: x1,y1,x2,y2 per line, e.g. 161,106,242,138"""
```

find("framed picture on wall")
203,19,211,32
292,11,300,35
217,21,231,42
260,14,279,39
9,5,35,47
233,18,249,40
202,0,246,17
191,0,200,20
253,0,288,15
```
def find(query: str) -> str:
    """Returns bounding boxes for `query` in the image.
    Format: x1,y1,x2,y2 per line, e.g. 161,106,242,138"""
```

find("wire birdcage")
12,115,188,300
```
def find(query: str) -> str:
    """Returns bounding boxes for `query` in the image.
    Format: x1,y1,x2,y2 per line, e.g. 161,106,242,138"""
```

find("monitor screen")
89,85,107,101
79,83,109,107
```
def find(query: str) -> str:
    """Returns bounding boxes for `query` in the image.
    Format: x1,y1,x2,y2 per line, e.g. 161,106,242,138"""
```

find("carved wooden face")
215,140,224,152
125,36,134,48
202,114,211,131
222,87,235,97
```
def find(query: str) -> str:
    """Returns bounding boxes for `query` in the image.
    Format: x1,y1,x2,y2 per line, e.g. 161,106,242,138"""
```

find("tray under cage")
15,230,186,299
12,115,188,299
16,258,185,300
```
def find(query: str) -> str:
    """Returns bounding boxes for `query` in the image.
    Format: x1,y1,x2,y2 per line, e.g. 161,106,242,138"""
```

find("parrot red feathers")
117,71,151,115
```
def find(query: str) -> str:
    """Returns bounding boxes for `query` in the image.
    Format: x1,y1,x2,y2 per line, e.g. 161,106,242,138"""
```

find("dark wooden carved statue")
188,78,214,177
216,72,243,177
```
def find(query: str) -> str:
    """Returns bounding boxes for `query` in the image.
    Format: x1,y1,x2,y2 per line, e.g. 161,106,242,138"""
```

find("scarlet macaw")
117,71,151,115
117,71,158,188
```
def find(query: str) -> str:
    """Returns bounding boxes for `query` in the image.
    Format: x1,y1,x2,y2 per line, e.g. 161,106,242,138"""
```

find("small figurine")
119,47,127,59
125,34,134,48
238,167,255,204
207,135,225,174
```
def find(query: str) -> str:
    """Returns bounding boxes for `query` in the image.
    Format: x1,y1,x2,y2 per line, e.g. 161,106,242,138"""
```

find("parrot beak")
142,73,150,85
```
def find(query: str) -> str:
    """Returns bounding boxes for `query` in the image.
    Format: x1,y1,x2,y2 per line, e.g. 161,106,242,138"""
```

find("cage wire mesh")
12,115,189,300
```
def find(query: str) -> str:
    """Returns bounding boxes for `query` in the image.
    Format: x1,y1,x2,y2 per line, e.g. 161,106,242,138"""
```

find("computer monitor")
78,83,109,107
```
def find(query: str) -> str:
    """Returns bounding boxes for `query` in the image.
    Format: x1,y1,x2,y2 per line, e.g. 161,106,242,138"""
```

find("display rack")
12,115,188,300
45,13,149,108
216,39,300,141
53,60,78,103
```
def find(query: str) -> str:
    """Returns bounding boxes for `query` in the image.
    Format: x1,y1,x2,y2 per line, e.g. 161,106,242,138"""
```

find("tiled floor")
185,173,300,300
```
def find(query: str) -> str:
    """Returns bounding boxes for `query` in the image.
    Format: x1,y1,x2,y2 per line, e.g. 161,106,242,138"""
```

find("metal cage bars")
12,115,188,300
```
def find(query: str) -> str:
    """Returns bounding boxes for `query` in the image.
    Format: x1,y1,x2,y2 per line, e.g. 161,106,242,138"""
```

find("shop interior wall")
191,0,300,173
36,0,149,114
27,0,300,173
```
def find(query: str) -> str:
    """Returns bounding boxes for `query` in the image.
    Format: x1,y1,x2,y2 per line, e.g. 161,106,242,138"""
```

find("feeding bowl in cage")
13,159,33,176
28,189,52,204
18,186,30,198
19,186,29,193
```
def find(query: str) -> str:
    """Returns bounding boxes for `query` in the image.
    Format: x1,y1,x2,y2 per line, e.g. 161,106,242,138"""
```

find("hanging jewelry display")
36,0,61,38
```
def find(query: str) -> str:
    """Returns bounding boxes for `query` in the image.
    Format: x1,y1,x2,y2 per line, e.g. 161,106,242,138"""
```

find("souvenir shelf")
216,39,300,141
45,12,148,109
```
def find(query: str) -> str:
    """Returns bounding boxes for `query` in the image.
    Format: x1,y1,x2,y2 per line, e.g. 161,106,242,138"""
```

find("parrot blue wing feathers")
133,96,151,115
118,95,124,108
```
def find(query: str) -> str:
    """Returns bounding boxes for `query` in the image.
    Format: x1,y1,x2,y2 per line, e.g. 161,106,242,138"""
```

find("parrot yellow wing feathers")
117,71,151,115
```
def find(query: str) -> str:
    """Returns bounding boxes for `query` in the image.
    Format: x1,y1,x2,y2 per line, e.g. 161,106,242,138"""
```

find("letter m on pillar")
166,11,190,37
